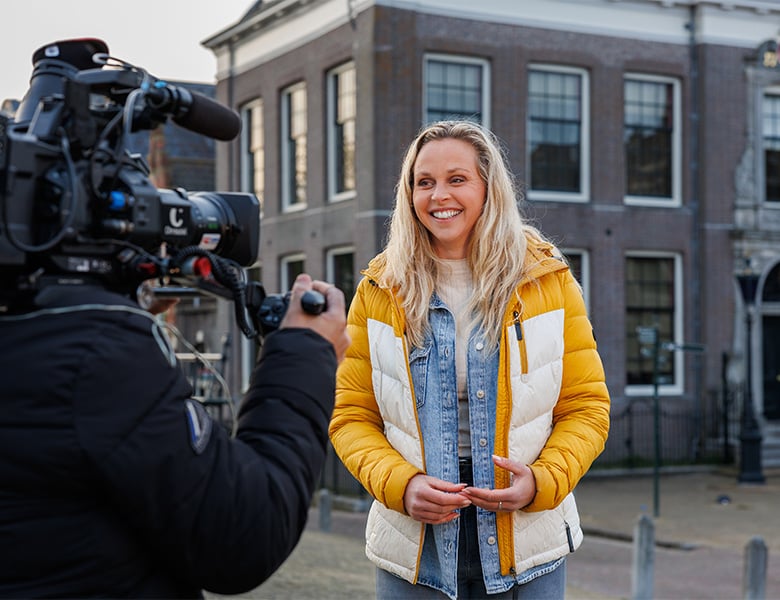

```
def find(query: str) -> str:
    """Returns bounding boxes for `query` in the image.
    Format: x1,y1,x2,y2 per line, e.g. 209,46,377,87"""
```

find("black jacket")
0,285,337,598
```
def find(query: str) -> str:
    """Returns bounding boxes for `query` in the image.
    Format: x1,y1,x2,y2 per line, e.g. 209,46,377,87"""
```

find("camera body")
257,290,326,335
0,39,290,338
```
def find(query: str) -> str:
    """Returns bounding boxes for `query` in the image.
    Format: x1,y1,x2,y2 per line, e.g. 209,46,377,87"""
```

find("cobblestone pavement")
207,466,780,599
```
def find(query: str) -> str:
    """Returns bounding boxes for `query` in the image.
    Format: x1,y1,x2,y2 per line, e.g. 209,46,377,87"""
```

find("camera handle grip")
300,290,326,315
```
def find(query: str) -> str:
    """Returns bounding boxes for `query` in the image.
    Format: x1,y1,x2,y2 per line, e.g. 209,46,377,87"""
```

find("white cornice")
203,0,780,78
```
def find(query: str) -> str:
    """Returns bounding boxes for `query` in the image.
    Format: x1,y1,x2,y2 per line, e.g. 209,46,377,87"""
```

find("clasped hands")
402,455,536,525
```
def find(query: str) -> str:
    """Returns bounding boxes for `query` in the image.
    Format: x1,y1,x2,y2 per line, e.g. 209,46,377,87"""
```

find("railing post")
631,514,655,600
318,488,332,533
743,536,767,600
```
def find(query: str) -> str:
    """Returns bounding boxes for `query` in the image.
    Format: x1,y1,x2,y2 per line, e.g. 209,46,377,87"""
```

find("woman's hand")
403,474,471,525
459,455,536,513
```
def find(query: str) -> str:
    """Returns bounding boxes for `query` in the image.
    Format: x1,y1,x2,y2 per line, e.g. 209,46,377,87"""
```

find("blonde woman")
330,121,610,599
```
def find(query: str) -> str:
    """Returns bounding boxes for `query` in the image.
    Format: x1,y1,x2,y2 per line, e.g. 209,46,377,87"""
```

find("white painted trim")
561,247,591,315
371,0,780,47
207,1,780,80
280,252,307,291
761,88,780,206
624,251,684,396
281,82,308,213
526,64,591,203
327,61,358,203
239,98,264,214
623,73,683,208
326,245,356,284
422,53,492,128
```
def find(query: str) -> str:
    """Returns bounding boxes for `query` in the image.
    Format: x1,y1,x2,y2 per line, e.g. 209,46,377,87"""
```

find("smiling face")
411,138,487,260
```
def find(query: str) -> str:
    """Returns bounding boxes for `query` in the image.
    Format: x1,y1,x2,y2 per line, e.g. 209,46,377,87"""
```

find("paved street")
208,467,780,599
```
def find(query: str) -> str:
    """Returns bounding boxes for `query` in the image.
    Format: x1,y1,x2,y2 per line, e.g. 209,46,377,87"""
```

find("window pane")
625,256,676,385
283,85,307,208
282,258,305,291
331,251,355,309
624,78,673,198
241,99,264,209
251,102,264,204
425,58,483,124
567,253,583,286
763,94,780,203
528,69,582,193
330,64,357,196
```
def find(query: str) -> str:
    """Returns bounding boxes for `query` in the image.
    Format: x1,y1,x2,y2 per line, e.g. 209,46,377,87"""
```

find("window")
280,254,305,291
281,83,307,211
424,54,490,126
763,91,780,203
527,65,589,201
625,254,682,393
240,264,262,393
562,249,590,313
240,99,264,211
624,74,681,206
327,62,356,201
326,246,355,309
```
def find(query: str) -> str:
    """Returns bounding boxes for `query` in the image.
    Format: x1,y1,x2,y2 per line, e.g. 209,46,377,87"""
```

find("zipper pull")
565,521,575,553
513,311,522,340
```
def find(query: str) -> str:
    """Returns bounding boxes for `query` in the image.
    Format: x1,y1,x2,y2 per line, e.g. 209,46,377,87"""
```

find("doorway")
762,315,780,420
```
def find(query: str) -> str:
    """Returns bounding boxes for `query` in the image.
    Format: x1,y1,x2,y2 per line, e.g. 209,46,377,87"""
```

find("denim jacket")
412,294,560,598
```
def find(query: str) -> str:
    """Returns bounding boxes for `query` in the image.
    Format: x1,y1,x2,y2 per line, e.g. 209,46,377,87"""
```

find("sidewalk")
574,466,780,554
568,466,780,599
210,466,780,599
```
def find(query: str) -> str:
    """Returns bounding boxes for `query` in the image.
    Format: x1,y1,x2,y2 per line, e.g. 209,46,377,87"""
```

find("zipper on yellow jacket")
494,301,527,576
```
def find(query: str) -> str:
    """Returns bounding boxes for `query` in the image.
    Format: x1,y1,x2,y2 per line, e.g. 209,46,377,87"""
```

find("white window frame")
561,248,590,314
526,64,590,203
623,73,682,208
327,62,357,203
423,53,491,128
761,86,780,207
240,264,262,394
625,251,684,397
281,82,307,213
326,245,355,281
326,245,355,301
240,98,264,215
280,253,306,292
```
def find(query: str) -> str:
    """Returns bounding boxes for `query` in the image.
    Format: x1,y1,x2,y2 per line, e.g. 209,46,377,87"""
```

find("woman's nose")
430,183,449,201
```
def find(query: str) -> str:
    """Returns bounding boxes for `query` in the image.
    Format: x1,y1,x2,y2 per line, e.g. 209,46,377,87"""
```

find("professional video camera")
0,38,322,337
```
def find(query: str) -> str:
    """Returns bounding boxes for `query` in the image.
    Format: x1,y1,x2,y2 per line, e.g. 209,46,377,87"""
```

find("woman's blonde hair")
376,120,548,349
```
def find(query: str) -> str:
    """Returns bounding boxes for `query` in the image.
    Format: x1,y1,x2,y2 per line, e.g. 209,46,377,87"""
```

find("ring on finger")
498,501,503,511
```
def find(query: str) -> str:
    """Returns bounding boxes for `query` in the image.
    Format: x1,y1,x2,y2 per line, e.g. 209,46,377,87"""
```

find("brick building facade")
204,0,780,470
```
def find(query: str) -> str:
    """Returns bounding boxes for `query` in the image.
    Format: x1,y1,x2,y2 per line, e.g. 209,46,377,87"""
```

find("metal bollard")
631,514,655,600
743,536,767,600
318,488,332,533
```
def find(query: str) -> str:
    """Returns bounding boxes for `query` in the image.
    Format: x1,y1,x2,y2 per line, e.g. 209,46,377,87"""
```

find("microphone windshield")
174,91,241,141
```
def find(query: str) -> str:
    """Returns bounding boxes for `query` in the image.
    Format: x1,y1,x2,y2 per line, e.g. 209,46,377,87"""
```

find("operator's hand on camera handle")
280,274,351,363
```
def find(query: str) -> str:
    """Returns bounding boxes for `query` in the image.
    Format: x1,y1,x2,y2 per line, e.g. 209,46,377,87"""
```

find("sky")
1,0,253,103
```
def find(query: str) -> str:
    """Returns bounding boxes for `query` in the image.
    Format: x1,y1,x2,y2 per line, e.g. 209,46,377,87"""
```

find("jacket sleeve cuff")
522,464,555,512
384,464,424,515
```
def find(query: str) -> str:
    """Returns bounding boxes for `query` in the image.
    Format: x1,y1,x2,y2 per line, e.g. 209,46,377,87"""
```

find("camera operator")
0,272,350,597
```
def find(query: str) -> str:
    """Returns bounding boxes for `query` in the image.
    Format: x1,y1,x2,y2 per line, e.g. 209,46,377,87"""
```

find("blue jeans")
375,505,566,599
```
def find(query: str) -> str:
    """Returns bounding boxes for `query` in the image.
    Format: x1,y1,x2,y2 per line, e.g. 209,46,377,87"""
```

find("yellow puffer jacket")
329,239,610,581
